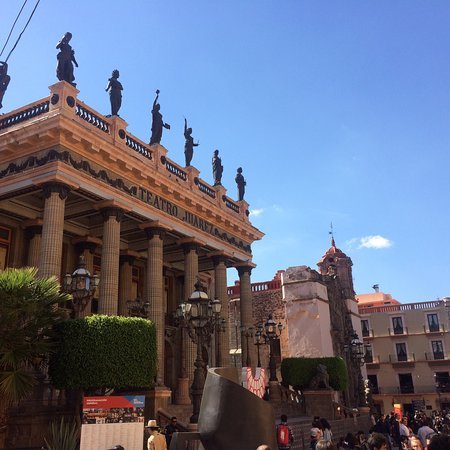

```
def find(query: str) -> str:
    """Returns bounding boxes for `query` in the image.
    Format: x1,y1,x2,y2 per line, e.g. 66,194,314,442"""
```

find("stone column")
237,264,255,368
142,224,167,387
98,208,123,316
38,183,70,279
213,254,230,367
73,237,102,317
182,241,200,382
24,220,43,268
119,252,137,316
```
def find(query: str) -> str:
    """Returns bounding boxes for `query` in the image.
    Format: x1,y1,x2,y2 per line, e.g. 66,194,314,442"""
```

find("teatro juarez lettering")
135,187,249,252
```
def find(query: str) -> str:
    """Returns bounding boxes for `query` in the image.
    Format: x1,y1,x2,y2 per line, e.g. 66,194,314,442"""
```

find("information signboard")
80,395,145,450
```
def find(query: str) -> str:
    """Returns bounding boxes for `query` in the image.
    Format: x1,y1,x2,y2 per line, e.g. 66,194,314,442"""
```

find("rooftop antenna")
372,284,379,293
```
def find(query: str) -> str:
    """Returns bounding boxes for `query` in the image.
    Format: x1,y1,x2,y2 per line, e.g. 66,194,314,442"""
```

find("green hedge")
49,315,156,390
281,357,348,391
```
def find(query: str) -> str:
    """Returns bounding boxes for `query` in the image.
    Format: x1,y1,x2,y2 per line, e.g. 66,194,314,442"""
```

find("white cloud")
249,208,264,217
358,235,393,249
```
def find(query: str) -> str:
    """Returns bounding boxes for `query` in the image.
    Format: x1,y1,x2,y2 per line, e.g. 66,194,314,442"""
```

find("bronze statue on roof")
56,32,78,86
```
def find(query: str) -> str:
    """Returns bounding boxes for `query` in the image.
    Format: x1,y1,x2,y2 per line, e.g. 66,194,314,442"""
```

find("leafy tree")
0,267,70,406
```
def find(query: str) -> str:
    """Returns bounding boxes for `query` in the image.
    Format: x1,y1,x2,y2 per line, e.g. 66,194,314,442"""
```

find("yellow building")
358,292,450,415
0,81,264,403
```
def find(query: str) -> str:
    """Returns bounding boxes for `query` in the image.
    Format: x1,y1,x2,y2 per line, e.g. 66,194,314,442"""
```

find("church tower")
317,237,355,300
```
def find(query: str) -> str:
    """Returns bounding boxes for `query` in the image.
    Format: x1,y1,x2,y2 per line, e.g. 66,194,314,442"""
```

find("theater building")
0,81,264,401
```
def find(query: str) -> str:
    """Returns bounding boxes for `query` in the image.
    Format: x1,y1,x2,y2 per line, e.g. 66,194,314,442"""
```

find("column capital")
120,250,141,266
178,237,205,255
24,224,43,240
235,261,256,277
100,207,124,223
140,221,171,240
42,182,71,200
209,251,231,266
72,236,103,254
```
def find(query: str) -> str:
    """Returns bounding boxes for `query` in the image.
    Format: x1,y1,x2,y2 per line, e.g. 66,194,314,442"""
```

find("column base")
146,386,172,419
269,380,281,400
175,377,191,405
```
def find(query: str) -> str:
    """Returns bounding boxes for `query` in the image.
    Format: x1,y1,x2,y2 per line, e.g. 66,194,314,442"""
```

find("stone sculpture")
56,32,78,86
309,364,331,390
235,167,246,201
212,150,223,186
184,118,199,166
0,61,10,110
150,90,170,145
105,70,123,116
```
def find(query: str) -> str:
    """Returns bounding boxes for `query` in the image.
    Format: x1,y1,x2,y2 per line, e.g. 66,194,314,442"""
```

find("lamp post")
344,331,365,366
126,297,150,318
264,314,283,382
254,324,267,368
179,279,222,423
214,315,226,367
240,325,254,367
62,255,99,317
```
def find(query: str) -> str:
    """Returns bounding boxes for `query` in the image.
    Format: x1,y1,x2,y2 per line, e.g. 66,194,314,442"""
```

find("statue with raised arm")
184,118,199,166
235,167,246,201
150,89,170,145
105,69,123,116
212,149,223,186
56,32,78,86
0,61,11,110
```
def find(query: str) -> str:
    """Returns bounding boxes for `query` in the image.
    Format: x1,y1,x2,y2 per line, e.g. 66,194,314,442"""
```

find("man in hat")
146,419,167,450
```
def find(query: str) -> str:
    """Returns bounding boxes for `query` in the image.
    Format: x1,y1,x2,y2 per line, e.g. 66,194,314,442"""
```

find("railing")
425,351,447,361
160,156,187,181
359,300,443,314
125,134,152,160
424,324,445,333
195,178,216,198
362,328,374,338
227,279,282,297
222,195,240,213
0,99,50,131
389,327,408,336
75,101,110,133
389,353,415,363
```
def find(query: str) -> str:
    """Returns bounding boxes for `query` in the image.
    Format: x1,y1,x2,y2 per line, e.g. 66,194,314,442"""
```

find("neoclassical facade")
0,81,263,400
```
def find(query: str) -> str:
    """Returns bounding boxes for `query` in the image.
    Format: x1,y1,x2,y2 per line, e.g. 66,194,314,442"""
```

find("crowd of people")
270,410,450,450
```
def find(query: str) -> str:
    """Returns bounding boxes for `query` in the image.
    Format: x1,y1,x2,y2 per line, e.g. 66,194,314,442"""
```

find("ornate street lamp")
344,331,365,366
63,255,99,317
264,314,283,382
240,325,254,367
126,297,150,318
179,279,222,423
254,324,267,368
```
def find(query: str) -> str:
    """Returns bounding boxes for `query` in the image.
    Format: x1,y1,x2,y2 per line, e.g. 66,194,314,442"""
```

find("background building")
228,238,366,408
358,293,450,415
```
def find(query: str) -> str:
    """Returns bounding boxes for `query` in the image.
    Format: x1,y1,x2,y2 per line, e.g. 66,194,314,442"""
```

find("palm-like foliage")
0,267,70,405
44,418,79,450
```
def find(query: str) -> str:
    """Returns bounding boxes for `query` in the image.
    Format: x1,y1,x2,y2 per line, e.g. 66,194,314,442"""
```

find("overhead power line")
4,0,41,63
0,0,29,58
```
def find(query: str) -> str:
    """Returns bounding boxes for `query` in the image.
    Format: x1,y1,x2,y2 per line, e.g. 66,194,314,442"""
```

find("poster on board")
80,395,145,450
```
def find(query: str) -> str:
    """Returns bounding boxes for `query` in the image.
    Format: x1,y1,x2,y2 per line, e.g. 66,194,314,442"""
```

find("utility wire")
5,0,41,63
0,0,28,58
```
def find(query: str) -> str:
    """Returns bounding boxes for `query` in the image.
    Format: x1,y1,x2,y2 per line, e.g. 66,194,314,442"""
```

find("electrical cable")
5,0,41,63
0,0,28,58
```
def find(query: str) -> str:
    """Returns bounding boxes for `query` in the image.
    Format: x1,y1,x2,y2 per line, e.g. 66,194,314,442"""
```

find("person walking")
276,414,294,450
146,419,167,450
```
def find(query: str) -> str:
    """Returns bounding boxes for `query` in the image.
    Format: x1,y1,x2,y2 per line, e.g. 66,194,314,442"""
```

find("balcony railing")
389,353,415,363
425,352,447,361
389,327,408,336
362,328,374,338
424,324,445,333
359,300,444,315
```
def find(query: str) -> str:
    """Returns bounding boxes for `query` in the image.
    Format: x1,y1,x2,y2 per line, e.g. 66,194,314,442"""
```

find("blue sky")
2,1,450,303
